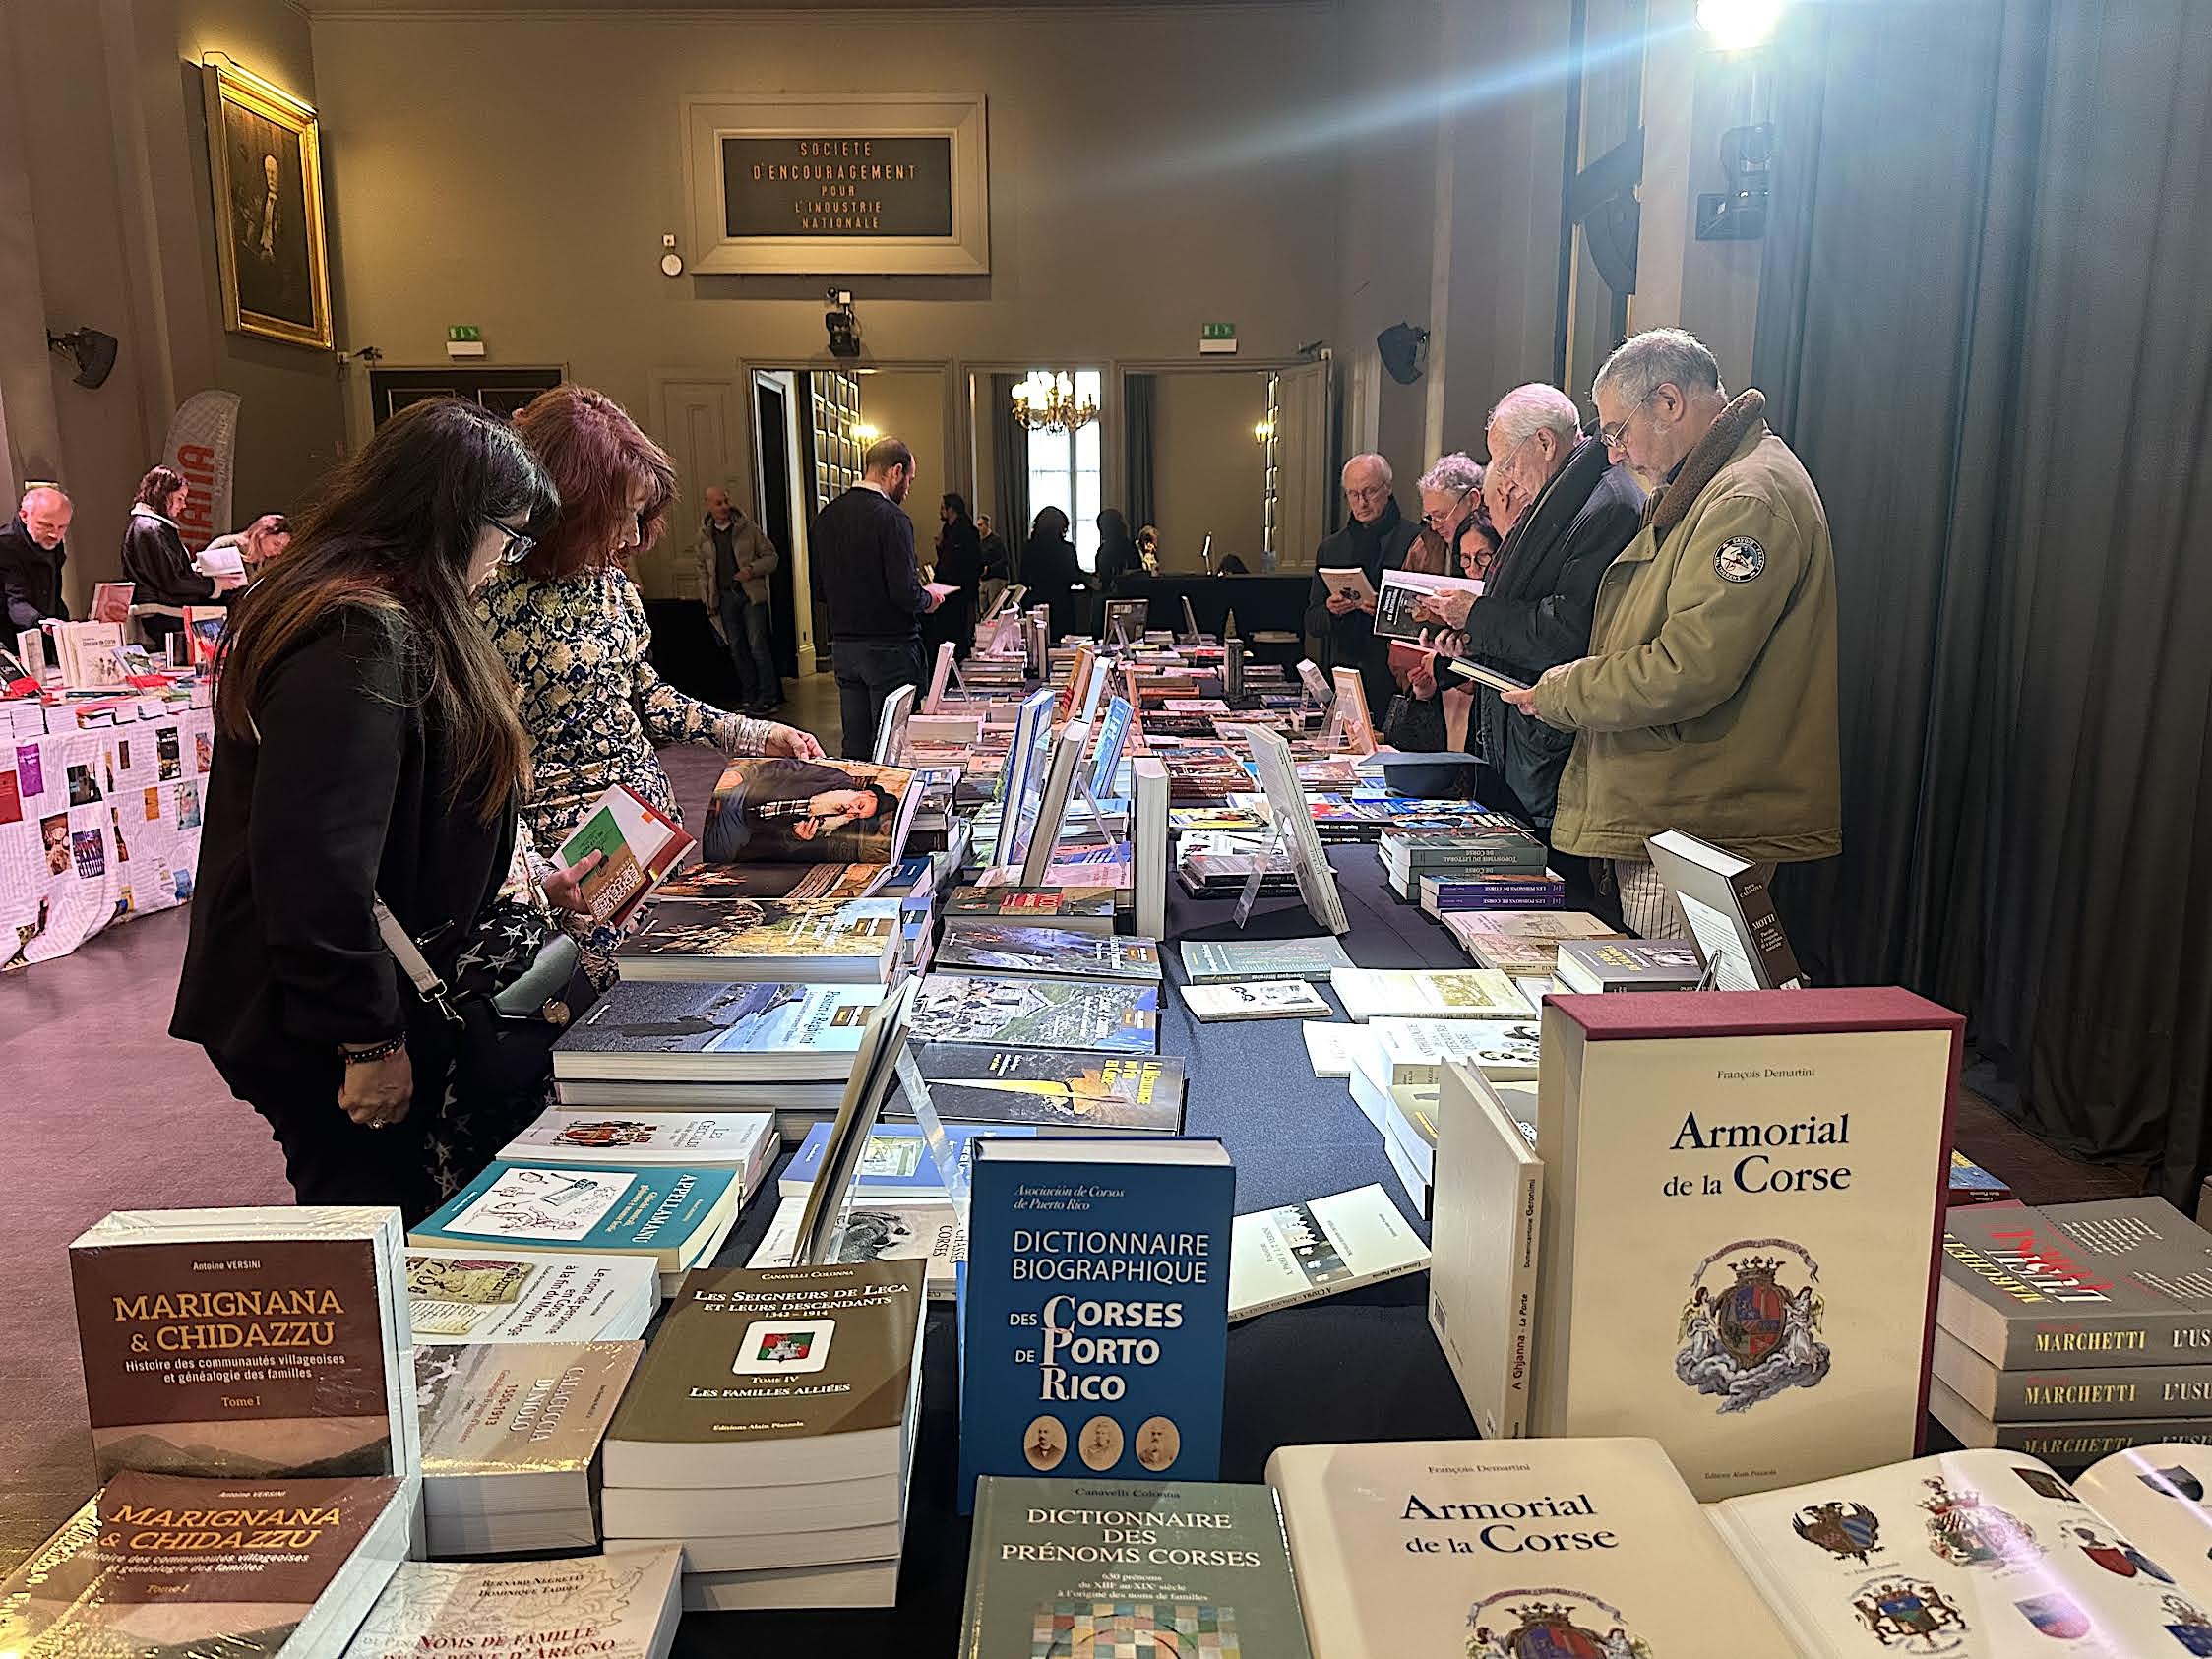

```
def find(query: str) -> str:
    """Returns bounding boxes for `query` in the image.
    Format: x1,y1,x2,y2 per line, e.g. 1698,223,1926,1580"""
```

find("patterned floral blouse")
478,565,769,974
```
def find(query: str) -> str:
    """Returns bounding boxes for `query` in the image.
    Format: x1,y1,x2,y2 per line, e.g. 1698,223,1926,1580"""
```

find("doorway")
751,373,804,680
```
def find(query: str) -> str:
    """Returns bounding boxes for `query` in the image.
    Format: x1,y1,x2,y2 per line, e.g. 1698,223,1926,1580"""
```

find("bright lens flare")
1696,0,1783,51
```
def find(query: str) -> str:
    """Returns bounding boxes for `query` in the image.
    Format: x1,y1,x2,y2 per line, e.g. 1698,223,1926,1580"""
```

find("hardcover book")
900,1044,1186,1135
1329,966,1532,1021
557,783,695,932
552,980,888,1082
498,1107,775,1186
0,1472,411,1658
1429,1061,1545,1439
342,1547,683,1659
1228,1184,1429,1321
603,1261,927,1489
1532,988,1962,1500
70,1206,409,1482
960,1138,1235,1510
404,1248,657,1344
959,1477,1313,1659
1266,1438,1793,1659
613,896,902,983
1182,978,1333,1021
910,972,1160,1054
1939,1197,2212,1371
1931,1323,2212,1422
1178,936,1357,983
409,1160,741,1280
938,922,1162,983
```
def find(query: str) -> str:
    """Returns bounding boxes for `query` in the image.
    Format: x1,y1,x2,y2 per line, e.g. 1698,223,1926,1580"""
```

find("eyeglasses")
1596,392,1654,453
1421,486,1474,526
485,518,536,565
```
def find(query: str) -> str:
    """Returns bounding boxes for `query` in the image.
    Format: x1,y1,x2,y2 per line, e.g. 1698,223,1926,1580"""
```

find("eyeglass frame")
1420,485,1476,527
1596,389,1659,453
484,517,536,566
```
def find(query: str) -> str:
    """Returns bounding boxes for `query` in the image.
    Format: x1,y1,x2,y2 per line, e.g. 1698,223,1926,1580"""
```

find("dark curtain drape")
1125,372,1158,532
991,374,1030,578
1752,0,2212,1201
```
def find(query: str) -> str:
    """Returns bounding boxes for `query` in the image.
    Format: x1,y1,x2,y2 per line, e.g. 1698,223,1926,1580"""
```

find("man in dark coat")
1415,384,1644,911
1304,453,1419,717
1,485,73,630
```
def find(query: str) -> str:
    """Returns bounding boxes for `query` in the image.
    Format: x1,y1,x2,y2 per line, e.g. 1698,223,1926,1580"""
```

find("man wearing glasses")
1304,452,1419,719
1500,328,1839,939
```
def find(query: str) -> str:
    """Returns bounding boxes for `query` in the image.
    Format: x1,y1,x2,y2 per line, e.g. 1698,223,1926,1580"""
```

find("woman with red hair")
478,387,821,979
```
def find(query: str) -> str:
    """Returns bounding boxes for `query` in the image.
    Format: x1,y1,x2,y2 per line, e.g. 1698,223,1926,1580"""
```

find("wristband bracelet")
340,1034,407,1065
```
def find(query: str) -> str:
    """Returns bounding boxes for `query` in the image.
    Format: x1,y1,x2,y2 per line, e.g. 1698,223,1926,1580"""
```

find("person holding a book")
119,466,216,645
2,484,72,629
1304,452,1418,719
698,757,899,864
1500,331,1839,937
172,399,601,1219
480,387,824,980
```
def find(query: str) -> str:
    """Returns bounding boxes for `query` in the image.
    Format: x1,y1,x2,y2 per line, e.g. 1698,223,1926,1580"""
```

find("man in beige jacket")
1502,329,1840,938
696,484,783,712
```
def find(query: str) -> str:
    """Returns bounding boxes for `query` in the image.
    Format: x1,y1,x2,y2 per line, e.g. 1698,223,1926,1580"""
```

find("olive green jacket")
1532,393,1841,863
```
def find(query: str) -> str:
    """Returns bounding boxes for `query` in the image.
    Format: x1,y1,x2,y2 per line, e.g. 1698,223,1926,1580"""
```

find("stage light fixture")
1696,0,1783,51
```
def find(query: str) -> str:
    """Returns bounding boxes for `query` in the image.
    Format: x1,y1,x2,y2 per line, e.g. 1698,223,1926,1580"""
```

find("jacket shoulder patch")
1714,535,1765,583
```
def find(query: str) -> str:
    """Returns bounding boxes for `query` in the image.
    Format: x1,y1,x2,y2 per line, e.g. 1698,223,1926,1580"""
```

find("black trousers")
212,1047,452,1224
1472,762,1620,929
832,636,925,760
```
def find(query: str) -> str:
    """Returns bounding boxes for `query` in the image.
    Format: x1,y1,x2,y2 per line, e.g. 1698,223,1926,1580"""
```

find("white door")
1272,357,1334,571
648,374,740,601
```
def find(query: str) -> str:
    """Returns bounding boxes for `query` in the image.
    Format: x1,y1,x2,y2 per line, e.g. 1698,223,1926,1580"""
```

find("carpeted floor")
0,666,2148,1568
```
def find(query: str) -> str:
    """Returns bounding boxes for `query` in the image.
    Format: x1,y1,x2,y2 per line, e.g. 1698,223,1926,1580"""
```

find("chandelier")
1012,371,1097,434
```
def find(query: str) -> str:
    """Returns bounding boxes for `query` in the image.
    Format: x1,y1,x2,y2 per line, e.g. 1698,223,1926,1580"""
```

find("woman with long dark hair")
172,399,593,1218
1093,508,1140,593
1021,505,1086,642
121,465,215,645
929,491,982,660
478,387,822,982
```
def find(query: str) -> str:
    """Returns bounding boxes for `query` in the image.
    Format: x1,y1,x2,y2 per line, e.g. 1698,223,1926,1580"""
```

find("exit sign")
1198,321,1238,355
448,325,482,341
446,324,486,360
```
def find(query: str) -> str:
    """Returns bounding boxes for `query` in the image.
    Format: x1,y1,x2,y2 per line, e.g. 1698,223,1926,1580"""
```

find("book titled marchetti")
1940,1196,2212,1370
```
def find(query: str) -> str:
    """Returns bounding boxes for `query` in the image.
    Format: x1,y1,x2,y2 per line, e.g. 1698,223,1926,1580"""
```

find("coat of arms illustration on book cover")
1675,1237,1829,1413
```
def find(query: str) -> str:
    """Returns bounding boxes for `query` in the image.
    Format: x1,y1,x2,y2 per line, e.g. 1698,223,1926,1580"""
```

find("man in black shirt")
813,436,943,758
1,485,73,630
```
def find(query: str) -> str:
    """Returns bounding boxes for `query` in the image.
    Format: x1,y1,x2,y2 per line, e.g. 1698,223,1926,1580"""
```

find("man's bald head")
19,487,71,549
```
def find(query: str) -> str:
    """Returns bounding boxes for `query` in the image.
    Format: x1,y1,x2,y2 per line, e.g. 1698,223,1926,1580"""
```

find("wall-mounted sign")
684,92,989,276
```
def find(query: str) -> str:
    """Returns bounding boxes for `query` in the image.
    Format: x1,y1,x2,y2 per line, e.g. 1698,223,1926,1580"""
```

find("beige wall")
312,3,1346,523
853,369,951,553
1149,371,1267,573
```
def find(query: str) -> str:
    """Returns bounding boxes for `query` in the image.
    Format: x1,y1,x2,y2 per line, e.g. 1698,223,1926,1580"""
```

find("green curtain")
1752,0,2212,1198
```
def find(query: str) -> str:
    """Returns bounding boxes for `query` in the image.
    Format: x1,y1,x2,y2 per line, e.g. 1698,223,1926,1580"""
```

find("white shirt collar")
853,477,888,498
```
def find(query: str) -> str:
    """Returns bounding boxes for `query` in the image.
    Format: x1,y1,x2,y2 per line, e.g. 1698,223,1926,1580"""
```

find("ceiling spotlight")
1696,0,1783,51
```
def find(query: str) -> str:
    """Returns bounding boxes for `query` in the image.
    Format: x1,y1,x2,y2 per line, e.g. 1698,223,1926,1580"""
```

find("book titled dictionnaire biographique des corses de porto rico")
958,1138,1234,1512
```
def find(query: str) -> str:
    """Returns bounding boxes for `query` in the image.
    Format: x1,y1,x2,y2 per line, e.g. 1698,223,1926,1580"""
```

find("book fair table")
671,843,1482,1652
0,700,214,971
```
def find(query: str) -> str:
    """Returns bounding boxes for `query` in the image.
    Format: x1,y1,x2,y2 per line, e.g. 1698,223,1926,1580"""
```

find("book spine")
1986,1365,2212,1421
1998,1313,2212,1372
1982,1419,2212,1459
1495,1148,1544,1439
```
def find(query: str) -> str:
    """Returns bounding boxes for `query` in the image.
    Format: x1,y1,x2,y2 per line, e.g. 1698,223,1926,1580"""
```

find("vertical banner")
159,390,241,556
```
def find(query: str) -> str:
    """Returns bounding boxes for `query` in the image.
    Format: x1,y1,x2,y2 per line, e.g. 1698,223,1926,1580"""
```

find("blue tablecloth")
675,844,1476,1652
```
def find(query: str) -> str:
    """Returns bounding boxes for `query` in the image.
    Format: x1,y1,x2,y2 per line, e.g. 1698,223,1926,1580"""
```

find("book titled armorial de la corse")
1532,988,1962,1501
959,1138,1235,1512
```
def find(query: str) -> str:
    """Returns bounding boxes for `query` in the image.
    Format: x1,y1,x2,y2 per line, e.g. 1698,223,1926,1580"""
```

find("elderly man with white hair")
1410,383,1644,913
1500,328,1840,938
1,484,73,631
1305,451,1419,716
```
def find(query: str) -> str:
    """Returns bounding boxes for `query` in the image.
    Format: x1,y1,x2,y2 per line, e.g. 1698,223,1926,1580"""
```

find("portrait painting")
204,61,332,349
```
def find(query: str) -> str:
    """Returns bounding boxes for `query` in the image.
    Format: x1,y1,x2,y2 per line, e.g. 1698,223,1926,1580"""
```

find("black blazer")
1021,534,1087,641
0,516,67,628
1303,502,1419,718
120,509,215,607
816,486,927,642
1460,437,1646,825
172,609,516,1070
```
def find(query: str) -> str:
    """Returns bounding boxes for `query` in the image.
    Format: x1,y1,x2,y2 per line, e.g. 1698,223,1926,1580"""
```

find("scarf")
1344,498,1404,564
1643,388,1767,534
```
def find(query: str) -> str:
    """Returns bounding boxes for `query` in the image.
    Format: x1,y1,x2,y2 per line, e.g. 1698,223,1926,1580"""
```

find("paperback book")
342,1547,683,1659
1556,937,1706,993
1413,870,1567,909
613,896,903,983
1301,1020,1365,1080
910,972,1160,1054
898,1044,1187,1135
960,1137,1235,1509
557,783,695,931
748,1193,965,1298
1930,1323,2212,1423
938,921,1163,983
1178,935,1357,983
498,1107,775,1186
655,859,890,902
1356,1015,1543,1086
1228,1184,1429,1321
1428,1061,1545,1438
944,884,1120,934
404,1248,657,1344
1329,966,1532,1021
782,1120,1030,1201
959,1477,1313,1659
1182,978,1333,1020
1,1472,412,1659
553,980,888,1083
409,1160,742,1286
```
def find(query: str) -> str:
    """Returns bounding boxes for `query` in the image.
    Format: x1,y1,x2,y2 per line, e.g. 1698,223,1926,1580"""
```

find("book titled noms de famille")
405,1247,656,1345
1532,988,1963,1501
959,1477,1312,1659
342,1546,683,1659
0,1471,412,1658
959,1137,1235,1512
70,1205,410,1483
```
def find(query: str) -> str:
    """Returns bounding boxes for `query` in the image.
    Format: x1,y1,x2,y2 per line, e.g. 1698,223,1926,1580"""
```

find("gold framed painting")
203,60,332,349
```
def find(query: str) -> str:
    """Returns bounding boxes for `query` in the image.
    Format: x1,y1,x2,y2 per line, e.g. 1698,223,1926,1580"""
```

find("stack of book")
1439,908,1622,976
1346,1017,1540,1216
1933,1197,2212,1464
409,1156,748,1301
414,1339,642,1555
600,1262,929,1612
1554,938,1705,993
343,1547,685,1659
1416,867,1567,912
613,895,907,983
1376,814,1547,900
551,979,890,1124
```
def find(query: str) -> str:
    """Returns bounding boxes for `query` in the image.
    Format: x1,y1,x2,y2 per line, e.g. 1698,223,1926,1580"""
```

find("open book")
697,756,923,870
1270,1436,2212,1658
